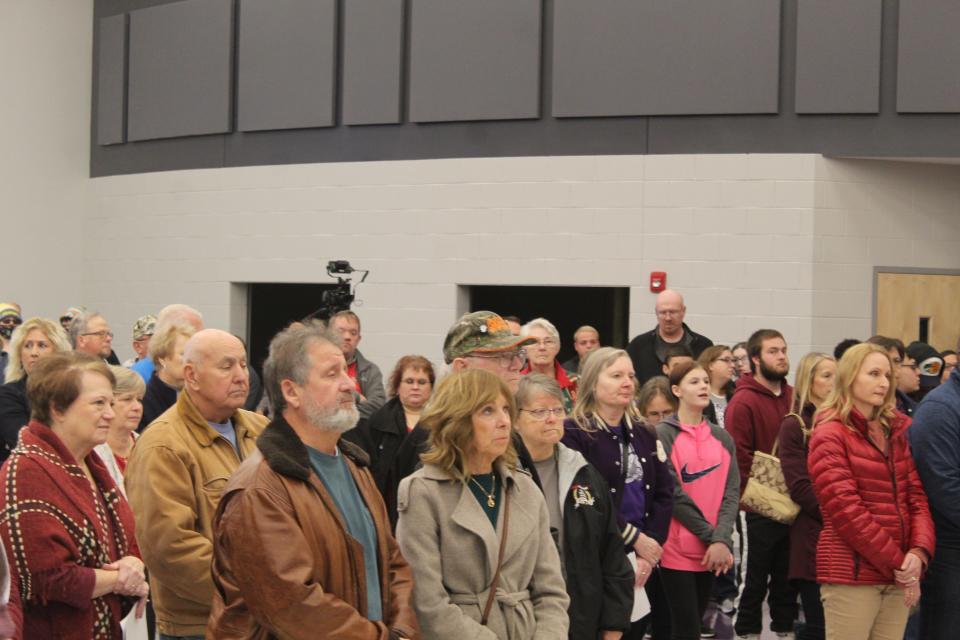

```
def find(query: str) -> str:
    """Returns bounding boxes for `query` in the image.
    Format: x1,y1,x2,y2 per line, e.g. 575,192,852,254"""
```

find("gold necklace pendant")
471,474,497,508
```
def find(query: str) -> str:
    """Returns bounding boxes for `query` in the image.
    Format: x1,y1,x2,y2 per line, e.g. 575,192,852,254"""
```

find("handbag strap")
481,480,510,625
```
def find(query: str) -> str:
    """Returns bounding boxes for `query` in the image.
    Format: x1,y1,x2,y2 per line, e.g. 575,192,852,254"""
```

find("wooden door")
876,272,960,352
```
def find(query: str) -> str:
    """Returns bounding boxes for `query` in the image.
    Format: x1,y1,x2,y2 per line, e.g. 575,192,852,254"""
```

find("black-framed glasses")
466,350,526,369
521,407,566,421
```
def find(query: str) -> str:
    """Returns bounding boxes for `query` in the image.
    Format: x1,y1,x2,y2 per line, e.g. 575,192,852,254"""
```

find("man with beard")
207,322,419,640
125,329,268,639
725,329,796,639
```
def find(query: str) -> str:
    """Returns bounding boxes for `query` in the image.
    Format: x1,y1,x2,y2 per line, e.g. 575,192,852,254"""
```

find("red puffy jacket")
808,409,935,585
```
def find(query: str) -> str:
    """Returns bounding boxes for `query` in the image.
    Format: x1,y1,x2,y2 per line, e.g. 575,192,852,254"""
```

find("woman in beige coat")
397,369,569,640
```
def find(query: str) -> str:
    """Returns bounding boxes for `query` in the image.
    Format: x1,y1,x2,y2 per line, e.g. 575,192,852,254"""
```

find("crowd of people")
0,291,957,640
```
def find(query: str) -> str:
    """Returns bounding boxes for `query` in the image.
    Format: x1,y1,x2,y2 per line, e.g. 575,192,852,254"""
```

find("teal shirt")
306,445,383,622
467,472,501,528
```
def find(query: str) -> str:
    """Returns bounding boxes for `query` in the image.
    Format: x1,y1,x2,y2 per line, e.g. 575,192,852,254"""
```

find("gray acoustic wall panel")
96,14,127,145
795,0,881,113
409,0,541,123
897,0,960,112
552,0,781,117
238,0,336,132
127,0,233,141
343,0,404,125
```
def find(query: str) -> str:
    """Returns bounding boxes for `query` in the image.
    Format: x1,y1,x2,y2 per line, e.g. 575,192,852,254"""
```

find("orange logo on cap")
484,316,510,334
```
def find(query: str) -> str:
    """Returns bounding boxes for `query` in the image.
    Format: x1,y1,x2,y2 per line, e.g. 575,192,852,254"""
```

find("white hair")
520,317,560,342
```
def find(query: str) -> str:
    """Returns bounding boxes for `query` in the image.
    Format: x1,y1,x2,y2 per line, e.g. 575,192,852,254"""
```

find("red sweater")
808,410,935,585
0,422,140,639
725,373,793,499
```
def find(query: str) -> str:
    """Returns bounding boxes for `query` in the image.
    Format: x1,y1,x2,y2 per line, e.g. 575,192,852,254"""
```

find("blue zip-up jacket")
909,368,960,548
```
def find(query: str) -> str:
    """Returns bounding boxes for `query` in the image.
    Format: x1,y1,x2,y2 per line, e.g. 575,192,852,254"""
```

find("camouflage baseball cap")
443,311,535,364
132,314,157,340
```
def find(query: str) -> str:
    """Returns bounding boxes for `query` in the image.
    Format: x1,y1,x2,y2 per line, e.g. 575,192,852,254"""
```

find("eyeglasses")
0,317,21,326
645,410,674,422
716,357,736,364
656,310,682,318
401,377,430,386
521,407,566,421
81,330,114,339
528,338,558,348
466,350,526,369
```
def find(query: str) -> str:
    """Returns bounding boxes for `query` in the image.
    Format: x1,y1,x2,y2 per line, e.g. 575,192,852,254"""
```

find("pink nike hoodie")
656,416,739,572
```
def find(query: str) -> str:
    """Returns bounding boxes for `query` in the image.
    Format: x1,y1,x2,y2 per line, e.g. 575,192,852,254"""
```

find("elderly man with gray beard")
207,322,419,640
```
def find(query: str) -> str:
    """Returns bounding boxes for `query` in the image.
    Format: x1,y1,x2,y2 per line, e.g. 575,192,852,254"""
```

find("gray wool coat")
396,461,570,640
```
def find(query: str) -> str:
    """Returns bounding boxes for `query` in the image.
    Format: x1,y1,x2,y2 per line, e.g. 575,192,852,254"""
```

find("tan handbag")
740,437,800,525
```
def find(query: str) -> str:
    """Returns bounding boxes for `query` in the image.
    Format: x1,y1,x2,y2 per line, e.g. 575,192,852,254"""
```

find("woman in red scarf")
0,352,147,639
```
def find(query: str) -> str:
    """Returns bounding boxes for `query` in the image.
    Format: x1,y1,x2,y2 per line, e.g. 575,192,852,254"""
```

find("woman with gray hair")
515,373,633,639
562,347,675,640
0,317,71,463
521,317,578,414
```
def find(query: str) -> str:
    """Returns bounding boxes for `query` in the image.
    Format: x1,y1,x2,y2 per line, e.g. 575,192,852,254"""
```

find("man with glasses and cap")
385,311,536,525
123,314,157,367
0,304,22,386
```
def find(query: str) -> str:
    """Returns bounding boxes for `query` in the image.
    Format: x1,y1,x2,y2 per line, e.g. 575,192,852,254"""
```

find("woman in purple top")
562,347,674,640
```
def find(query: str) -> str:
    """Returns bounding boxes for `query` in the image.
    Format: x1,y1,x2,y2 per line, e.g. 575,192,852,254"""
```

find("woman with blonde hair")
95,366,146,494
777,352,836,640
562,347,674,640
396,368,569,639
0,317,71,462
94,365,149,640
139,321,196,431
808,343,935,640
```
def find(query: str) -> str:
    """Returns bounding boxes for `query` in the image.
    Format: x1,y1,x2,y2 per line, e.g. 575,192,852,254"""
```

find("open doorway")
246,282,338,375
468,285,630,364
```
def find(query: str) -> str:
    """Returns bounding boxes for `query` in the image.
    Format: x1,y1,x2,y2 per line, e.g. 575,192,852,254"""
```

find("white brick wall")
809,158,960,355
85,154,810,371
80,154,960,378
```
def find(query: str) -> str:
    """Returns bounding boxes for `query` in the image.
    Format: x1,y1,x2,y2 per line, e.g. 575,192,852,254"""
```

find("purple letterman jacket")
562,415,673,547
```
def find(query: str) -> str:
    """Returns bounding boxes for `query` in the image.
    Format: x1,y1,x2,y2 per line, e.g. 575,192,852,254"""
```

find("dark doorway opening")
468,285,630,365
247,283,337,375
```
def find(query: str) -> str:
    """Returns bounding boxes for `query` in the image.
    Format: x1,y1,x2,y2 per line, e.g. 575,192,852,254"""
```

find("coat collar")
257,414,370,482
421,460,536,576
175,390,260,449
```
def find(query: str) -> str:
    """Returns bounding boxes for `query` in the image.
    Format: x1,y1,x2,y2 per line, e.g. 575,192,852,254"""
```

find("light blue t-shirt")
207,419,237,452
130,357,154,382
306,445,383,622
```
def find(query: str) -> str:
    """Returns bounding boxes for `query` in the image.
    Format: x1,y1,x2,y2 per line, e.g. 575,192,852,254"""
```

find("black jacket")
139,372,178,432
521,444,634,638
342,397,413,498
625,323,713,384
0,377,28,463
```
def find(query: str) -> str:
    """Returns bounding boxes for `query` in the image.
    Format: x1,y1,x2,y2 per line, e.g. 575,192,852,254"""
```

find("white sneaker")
720,597,737,615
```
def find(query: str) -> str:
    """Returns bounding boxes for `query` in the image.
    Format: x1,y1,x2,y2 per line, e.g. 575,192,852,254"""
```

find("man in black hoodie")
626,290,713,384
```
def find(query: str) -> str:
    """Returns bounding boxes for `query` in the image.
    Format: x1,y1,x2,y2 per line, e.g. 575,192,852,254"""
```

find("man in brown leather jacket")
207,322,419,640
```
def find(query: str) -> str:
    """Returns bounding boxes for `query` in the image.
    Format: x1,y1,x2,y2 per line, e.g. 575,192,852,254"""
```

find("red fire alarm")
650,271,666,293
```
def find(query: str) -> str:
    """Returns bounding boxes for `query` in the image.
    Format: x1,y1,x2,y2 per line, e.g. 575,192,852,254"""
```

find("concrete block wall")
88,154,826,372
810,157,960,355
